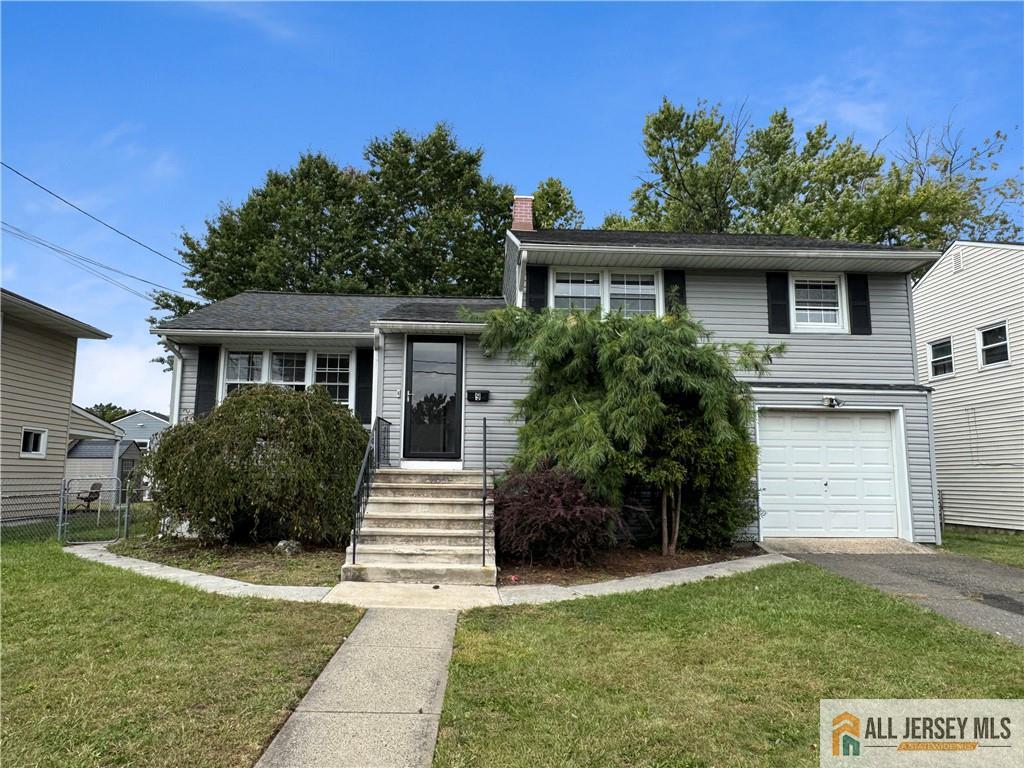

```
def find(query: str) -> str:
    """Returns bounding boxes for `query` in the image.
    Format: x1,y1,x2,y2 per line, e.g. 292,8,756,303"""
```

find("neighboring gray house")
912,241,1023,532
111,410,169,450
155,196,942,583
65,438,144,499
1,289,110,522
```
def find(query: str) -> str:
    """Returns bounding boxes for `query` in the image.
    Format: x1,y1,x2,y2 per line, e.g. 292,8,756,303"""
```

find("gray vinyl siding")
463,336,530,470
176,344,199,422
379,332,405,462
65,458,116,488
912,243,1024,531
0,316,76,506
687,270,916,384
112,412,168,445
752,388,940,543
502,237,519,307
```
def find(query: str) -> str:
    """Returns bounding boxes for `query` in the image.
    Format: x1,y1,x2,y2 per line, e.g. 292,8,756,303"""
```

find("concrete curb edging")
64,544,794,608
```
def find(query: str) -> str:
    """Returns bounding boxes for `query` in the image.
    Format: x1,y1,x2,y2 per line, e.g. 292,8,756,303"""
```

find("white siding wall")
913,243,1024,530
0,317,76,502
687,271,916,384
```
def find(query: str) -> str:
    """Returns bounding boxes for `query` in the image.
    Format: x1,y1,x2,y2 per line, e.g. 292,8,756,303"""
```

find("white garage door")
759,410,900,538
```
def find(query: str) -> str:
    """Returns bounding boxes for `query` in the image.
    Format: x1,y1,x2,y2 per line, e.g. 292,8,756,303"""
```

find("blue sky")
3,2,1021,411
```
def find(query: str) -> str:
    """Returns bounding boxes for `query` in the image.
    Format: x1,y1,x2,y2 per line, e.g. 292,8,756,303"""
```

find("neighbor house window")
790,274,847,332
20,428,47,458
929,338,954,378
315,354,350,404
553,271,601,311
225,351,263,394
978,323,1010,367
609,273,657,316
270,352,307,391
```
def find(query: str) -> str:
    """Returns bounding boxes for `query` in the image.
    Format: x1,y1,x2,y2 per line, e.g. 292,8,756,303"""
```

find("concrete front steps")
342,469,496,586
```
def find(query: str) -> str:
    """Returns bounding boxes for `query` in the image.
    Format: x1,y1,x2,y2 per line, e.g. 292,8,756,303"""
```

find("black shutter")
194,345,220,418
525,265,549,311
847,273,872,335
354,348,373,424
766,272,790,334
664,270,686,311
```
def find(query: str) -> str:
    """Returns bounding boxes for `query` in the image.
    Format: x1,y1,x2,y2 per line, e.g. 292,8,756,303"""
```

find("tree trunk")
660,491,670,557
669,485,682,553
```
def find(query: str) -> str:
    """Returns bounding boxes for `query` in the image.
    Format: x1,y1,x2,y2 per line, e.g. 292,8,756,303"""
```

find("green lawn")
941,528,1024,568
435,562,1024,768
109,537,343,586
1,542,361,768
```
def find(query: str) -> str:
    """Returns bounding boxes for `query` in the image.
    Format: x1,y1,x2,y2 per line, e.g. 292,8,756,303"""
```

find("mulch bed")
497,544,764,587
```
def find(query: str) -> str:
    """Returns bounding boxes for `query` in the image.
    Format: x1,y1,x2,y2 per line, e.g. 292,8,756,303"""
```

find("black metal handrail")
351,417,392,564
481,417,488,566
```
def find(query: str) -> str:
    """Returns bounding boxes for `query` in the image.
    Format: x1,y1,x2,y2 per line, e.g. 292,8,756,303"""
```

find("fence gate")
60,477,128,544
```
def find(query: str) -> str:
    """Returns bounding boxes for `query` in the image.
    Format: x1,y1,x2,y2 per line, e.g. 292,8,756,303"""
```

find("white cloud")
200,2,299,42
787,71,891,138
73,334,172,414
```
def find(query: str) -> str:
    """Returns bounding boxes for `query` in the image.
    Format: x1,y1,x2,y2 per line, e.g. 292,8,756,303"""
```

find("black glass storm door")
403,337,463,459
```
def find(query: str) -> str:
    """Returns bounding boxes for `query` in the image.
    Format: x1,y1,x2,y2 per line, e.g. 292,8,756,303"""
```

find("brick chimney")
511,195,534,231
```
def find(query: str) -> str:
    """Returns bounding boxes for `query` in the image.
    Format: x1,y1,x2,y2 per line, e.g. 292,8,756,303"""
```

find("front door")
403,336,463,460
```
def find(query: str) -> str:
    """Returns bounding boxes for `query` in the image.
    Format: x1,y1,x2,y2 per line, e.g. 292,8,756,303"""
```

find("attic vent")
952,247,963,273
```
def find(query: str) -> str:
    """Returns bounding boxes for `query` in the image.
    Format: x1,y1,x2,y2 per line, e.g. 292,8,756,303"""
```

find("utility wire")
1,161,186,268
2,222,201,302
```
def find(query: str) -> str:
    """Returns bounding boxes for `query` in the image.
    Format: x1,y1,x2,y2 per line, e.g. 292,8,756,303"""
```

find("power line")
2,222,202,303
1,161,186,268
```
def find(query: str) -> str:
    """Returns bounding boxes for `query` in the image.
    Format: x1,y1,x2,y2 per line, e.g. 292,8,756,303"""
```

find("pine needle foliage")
481,307,783,550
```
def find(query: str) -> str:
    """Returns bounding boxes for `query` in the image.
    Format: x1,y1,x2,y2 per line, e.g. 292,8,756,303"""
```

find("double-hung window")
928,338,954,378
225,352,263,394
790,273,847,332
978,323,1010,367
271,352,307,391
609,273,657,316
553,271,602,311
315,354,350,404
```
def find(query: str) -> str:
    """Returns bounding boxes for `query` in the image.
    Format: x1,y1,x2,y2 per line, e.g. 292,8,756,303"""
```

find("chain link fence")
0,483,64,543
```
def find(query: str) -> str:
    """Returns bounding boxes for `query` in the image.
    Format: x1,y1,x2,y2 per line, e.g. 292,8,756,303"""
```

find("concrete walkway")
66,544,791,609
256,608,456,768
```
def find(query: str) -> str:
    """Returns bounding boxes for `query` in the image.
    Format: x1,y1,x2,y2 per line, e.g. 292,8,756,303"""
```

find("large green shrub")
144,385,367,545
481,307,780,553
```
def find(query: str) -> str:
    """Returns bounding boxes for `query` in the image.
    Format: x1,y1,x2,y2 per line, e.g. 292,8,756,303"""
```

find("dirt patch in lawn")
497,544,762,586
109,537,343,586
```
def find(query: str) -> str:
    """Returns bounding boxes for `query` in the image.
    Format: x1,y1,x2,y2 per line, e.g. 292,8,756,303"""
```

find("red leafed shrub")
493,466,620,567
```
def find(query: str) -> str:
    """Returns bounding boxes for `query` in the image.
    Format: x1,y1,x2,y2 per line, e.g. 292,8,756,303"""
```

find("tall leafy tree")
606,98,1023,248
86,403,133,423
532,177,585,229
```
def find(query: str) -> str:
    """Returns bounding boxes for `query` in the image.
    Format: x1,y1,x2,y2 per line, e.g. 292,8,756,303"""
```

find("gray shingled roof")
68,439,135,459
512,229,917,251
378,299,506,323
157,292,506,333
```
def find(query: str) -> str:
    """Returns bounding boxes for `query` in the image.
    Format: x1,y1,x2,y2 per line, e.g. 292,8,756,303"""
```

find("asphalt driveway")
791,550,1024,645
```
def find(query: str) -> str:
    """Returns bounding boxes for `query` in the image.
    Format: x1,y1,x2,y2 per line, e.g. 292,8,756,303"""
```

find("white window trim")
219,348,355,410
19,427,48,459
976,321,1011,370
788,272,849,334
547,267,665,317
926,336,955,381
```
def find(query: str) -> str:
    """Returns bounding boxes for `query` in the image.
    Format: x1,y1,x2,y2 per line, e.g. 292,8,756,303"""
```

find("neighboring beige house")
912,241,1024,531
0,289,110,521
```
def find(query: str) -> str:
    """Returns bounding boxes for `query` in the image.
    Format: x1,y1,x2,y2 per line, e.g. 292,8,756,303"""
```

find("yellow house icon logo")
832,712,861,757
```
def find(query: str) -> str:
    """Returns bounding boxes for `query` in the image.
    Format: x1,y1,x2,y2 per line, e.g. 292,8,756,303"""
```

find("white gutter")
150,328,374,339
518,242,942,261
372,321,488,334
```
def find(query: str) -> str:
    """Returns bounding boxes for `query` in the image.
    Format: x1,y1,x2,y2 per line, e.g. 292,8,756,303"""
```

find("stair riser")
362,515,488,531
341,563,496,586
365,500,491,516
374,471,489,485
346,549,495,566
371,485,485,499
360,532,491,547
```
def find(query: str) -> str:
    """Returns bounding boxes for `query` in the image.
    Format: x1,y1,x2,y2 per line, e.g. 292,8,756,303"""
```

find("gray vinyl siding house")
111,410,169,450
156,196,943,543
912,241,1024,532
0,289,110,520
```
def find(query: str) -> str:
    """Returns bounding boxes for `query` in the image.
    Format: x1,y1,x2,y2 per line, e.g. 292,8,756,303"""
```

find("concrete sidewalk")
256,608,456,768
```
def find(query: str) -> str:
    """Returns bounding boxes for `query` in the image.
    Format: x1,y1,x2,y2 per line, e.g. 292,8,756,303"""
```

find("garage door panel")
759,410,900,538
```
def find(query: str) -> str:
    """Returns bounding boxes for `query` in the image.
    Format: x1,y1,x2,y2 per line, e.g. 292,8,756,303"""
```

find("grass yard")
1,542,361,768
109,537,343,586
941,528,1024,568
435,562,1024,768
